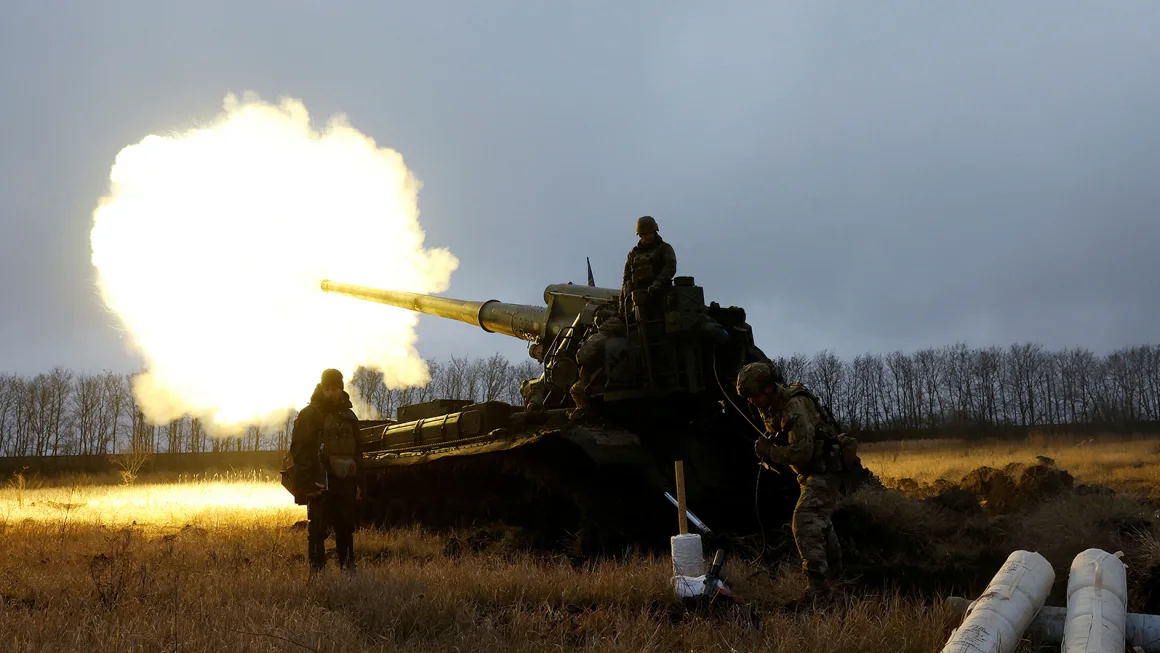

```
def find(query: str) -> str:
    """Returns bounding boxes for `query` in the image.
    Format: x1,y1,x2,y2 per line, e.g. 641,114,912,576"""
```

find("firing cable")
711,345,772,563
710,345,768,439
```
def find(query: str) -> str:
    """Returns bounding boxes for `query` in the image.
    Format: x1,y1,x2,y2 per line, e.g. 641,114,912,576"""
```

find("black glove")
754,437,775,461
771,428,790,446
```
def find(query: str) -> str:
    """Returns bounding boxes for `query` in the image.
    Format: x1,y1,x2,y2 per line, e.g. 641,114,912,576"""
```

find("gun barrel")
321,280,547,342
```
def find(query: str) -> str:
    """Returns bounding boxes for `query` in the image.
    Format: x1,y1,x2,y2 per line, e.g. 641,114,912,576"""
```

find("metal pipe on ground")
946,597,1160,652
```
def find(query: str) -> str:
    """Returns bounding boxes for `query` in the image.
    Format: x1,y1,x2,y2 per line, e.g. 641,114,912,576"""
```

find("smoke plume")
90,92,458,434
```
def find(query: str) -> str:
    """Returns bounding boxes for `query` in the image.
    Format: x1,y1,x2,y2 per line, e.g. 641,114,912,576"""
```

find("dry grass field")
862,433,1160,497
3,437,1160,652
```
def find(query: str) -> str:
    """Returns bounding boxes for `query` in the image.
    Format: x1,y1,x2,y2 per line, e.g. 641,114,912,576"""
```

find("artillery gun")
321,275,798,554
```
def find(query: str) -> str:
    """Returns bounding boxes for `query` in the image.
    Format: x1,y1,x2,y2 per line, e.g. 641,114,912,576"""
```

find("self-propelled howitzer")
319,275,794,554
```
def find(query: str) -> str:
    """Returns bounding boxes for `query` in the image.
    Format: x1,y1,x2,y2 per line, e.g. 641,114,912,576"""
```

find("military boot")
801,572,834,605
782,573,833,612
336,533,356,574
307,538,326,576
827,559,845,582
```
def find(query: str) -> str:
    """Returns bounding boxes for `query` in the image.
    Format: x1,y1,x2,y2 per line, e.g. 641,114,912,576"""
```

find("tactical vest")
779,384,860,475
321,410,358,478
627,241,671,291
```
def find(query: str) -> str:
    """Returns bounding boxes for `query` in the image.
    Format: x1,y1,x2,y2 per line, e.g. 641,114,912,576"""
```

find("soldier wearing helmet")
621,216,677,313
735,362,863,601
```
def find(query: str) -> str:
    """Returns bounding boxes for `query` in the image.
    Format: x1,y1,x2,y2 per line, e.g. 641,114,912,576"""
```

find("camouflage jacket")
575,320,630,385
622,236,677,293
576,331,610,370
289,386,364,489
753,383,839,475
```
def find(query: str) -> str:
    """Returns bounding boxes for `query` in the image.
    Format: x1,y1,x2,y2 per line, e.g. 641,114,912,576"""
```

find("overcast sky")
2,1,1158,376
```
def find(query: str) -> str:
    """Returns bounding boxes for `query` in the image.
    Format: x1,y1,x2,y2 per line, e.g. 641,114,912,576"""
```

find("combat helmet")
592,307,625,332
596,315,625,334
635,215,658,235
735,362,783,398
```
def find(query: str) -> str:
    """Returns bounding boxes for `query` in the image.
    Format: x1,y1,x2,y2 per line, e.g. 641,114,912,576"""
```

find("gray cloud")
2,1,1158,377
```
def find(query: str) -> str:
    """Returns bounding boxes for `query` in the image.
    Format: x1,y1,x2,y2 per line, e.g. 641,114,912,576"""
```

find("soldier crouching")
568,314,626,421
734,362,864,601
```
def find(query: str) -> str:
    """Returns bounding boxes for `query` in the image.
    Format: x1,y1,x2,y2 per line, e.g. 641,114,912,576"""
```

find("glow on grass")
1,480,305,528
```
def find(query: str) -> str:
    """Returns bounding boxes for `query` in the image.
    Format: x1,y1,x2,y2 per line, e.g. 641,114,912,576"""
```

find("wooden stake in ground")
675,460,688,535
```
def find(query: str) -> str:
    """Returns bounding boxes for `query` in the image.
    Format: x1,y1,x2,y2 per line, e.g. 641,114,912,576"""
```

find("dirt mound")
832,462,1160,609
925,488,984,517
832,486,1001,597
890,462,1075,516
956,462,1074,514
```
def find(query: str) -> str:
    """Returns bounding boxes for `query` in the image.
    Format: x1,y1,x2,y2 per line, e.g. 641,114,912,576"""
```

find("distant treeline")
773,343,1160,435
0,355,541,458
1,342,1157,458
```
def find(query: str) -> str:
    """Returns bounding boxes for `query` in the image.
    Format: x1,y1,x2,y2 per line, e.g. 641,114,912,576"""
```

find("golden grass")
861,433,1160,497
1,476,303,531
0,472,975,652
6,435,1157,652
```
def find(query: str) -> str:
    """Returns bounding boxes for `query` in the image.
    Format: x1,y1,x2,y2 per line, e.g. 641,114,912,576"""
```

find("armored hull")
323,276,805,554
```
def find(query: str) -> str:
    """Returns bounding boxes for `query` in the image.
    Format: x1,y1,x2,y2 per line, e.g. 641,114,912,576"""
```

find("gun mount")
322,277,766,404
319,275,805,555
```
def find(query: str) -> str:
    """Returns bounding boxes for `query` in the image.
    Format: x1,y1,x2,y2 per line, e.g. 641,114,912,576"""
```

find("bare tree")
479,353,511,402
166,417,187,453
72,373,103,455
505,360,542,406
188,417,205,453
5,342,1160,452
776,353,811,384
46,367,73,455
99,372,127,455
0,374,17,455
109,439,152,485
804,350,843,412
276,411,296,450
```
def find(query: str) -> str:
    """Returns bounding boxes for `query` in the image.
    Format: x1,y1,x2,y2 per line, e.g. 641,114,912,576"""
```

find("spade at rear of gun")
321,278,798,555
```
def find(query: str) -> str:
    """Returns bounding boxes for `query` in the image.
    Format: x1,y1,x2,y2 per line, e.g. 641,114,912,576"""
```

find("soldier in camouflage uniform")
288,368,365,575
568,313,626,420
621,216,677,316
735,362,862,598
622,216,677,385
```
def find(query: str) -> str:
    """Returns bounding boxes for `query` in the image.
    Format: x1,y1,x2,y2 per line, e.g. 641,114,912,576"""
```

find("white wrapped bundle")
1063,549,1127,653
674,574,706,598
1067,548,1128,604
671,533,705,577
941,550,1056,653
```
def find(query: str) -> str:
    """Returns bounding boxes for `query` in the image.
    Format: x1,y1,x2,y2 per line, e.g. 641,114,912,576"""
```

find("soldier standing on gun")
734,362,864,602
621,215,677,319
289,368,364,575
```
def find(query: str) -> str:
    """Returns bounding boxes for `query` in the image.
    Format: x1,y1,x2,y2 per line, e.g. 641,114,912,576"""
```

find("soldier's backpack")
281,411,328,504
784,383,861,473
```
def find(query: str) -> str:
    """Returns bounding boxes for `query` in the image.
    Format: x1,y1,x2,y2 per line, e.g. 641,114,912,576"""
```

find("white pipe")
947,597,1160,653
663,492,712,533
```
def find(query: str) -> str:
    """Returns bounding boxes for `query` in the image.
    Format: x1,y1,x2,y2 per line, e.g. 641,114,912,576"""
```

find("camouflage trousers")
569,369,602,413
569,377,590,411
792,473,843,579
